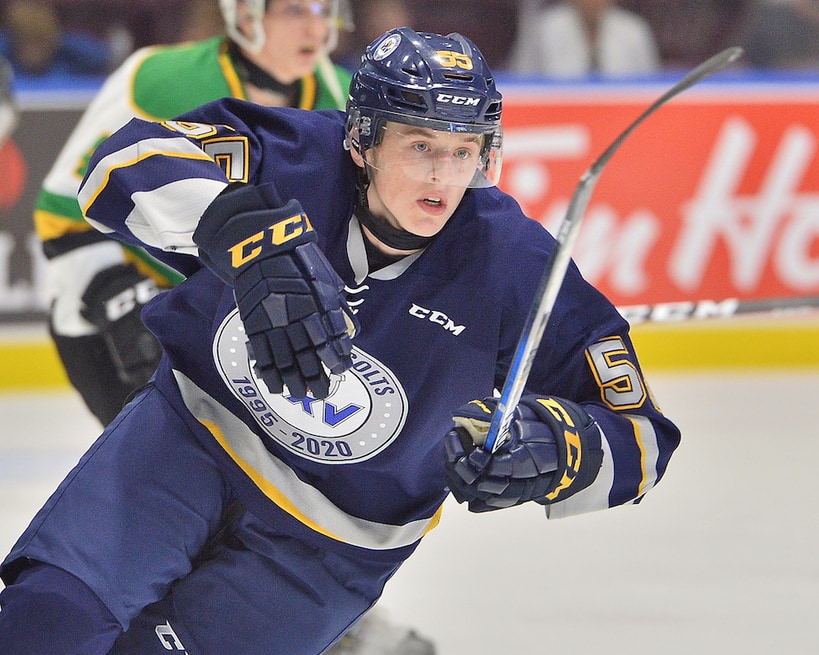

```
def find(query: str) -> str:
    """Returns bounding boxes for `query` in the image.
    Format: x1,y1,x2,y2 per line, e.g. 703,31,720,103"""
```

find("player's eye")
280,0,329,18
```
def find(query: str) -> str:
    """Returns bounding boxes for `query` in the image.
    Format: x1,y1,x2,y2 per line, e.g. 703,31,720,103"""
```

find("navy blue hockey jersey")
79,98,680,562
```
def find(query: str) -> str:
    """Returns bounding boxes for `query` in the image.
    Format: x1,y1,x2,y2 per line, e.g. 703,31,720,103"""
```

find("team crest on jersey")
213,309,408,464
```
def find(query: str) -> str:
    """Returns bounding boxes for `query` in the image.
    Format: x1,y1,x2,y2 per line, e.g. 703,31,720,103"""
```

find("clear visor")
362,116,503,189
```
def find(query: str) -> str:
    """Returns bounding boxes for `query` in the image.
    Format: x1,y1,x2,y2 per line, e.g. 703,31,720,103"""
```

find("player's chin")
406,209,452,237
291,49,319,72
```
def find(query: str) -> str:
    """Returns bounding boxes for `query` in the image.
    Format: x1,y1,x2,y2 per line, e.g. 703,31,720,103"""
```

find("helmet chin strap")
228,42,300,102
354,169,434,252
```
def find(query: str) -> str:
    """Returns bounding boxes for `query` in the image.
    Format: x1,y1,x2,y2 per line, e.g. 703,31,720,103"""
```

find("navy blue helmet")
345,28,503,188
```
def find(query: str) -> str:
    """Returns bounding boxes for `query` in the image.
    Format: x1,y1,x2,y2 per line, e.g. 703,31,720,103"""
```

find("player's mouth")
419,195,447,215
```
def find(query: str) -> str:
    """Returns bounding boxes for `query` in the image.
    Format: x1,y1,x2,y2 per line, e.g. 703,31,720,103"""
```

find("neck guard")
229,41,301,102
355,179,434,251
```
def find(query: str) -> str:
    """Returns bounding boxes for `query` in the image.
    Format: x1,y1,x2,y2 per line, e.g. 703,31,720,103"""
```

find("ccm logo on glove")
229,212,313,269
194,182,358,400
81,263,164,388
102,276,160,322
444,394,604,512
535,396,584,501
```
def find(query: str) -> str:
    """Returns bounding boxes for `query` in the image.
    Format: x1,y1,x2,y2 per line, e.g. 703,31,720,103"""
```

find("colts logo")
213,309,408,464
373,34,401,61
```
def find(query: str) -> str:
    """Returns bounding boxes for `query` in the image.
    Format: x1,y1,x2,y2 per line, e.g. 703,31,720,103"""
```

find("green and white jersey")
35,36,351,334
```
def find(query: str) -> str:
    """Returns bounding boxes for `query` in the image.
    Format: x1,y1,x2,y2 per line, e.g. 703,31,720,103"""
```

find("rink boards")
2,74,818,389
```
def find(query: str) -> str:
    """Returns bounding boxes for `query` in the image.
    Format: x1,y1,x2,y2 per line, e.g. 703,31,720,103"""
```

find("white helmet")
219,0,351,53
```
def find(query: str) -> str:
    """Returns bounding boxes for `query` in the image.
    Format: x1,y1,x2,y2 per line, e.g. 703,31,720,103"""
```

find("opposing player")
0,28,681,654
34,0,353,426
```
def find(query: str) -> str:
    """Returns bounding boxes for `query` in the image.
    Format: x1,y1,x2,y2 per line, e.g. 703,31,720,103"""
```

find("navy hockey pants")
0,384,398,654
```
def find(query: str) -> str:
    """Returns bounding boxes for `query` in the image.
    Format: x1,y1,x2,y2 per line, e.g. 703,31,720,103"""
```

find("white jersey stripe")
79,136,215,216
545,423,614,519
629,413,660,496
174,370,443,550
125,179,225,254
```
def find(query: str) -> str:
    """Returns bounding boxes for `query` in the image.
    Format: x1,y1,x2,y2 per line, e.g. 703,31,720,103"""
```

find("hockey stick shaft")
619,294,819,324
483,46,744,453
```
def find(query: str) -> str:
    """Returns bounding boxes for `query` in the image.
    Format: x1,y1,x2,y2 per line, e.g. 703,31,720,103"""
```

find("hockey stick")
619,294,819,324
483,46,744,453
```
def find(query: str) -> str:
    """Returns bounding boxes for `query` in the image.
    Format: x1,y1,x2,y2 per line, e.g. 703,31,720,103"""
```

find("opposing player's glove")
193,183,357,399
80,263,163,387
444,395,603,512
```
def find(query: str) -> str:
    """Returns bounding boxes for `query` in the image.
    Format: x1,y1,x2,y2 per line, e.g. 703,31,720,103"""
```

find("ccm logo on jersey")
435,93,481,107
228,212,313,268
408,303,465,335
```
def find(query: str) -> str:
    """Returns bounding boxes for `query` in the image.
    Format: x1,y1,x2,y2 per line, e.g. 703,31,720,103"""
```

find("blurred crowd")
0,0,817,80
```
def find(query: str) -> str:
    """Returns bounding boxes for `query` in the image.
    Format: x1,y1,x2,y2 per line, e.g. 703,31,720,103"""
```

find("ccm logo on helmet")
436,94,481,106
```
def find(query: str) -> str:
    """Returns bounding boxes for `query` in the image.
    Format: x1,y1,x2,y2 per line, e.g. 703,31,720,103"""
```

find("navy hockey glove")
444,395,603,512
193,183,357,399
80,263,163,387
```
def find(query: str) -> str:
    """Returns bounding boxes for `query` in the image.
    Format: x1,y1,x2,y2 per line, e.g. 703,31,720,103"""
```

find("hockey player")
0,28,681,655
29,2,433,653
34,0,353,427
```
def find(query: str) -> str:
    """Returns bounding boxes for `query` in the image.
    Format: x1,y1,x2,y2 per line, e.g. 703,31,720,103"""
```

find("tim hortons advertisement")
0,81,818,322
498,82,819,309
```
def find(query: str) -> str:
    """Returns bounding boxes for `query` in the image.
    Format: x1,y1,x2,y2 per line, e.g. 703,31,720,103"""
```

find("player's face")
362,123,476,239
257,0,332,83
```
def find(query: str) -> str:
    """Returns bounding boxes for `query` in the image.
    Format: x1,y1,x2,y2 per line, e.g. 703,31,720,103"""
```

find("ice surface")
2,372,817,654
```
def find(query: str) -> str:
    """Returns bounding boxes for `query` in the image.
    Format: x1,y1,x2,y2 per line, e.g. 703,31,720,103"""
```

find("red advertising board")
2,80,819,321
497,82,819,308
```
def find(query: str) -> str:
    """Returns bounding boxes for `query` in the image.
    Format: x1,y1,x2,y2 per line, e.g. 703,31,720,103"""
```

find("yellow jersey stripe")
628,414,659,497
174,370,443,551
